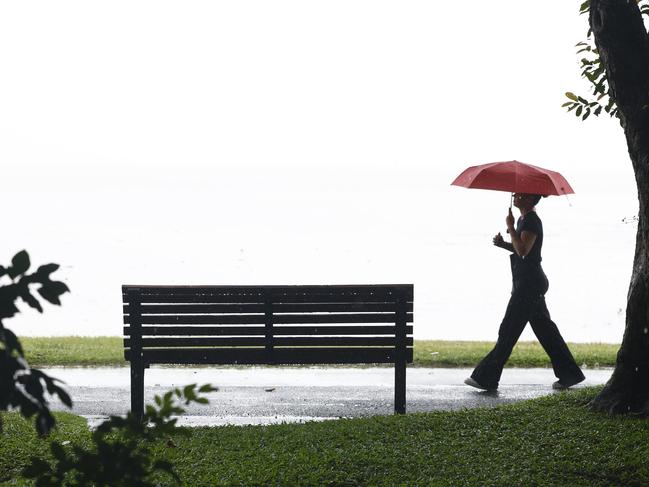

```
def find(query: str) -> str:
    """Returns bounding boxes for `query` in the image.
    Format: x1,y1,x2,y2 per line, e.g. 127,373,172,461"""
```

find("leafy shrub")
0,250,70,435
24,384,217,486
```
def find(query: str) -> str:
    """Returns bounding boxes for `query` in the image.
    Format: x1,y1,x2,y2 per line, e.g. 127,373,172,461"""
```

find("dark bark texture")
589,0,649,414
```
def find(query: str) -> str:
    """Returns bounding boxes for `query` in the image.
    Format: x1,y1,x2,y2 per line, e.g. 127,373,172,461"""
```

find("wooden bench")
123,284,414,420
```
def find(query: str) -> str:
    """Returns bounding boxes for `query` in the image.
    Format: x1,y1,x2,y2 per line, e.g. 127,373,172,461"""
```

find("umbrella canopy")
451,160,574,196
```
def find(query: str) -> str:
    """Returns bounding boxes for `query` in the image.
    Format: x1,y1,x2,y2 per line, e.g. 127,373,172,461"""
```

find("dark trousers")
471,287,585,390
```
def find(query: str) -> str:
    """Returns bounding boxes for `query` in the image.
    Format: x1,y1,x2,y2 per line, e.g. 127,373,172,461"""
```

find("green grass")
20,337,125,367
2,387,649,486
19,336,619,368
414,340,619,368
0,412,91,486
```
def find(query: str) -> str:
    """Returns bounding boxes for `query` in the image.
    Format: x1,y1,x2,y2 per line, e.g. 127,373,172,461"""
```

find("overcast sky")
1,1,639,342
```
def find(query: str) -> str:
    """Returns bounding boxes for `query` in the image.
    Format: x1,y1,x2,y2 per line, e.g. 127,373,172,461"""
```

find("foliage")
22,383,217,487
0,250,70,436
563,0,649,120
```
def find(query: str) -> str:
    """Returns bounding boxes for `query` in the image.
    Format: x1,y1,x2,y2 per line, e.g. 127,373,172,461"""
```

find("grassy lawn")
20,337,125,367
20,336,619,368
414,340,619,368
2,387,648,486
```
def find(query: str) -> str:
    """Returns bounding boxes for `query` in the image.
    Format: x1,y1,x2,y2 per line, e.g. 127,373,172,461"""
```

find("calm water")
4,163,636,344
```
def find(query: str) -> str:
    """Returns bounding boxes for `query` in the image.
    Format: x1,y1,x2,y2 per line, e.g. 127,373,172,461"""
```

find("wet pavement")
44,366,612,427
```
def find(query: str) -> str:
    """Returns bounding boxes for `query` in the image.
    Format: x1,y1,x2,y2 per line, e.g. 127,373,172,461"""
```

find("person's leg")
529,297,585,385
470,293,532,389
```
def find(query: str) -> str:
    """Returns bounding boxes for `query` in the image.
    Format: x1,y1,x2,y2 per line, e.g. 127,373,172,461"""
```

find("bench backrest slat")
124,303,413,314
123,325,414,336
124,313,413,325
126,285,413,304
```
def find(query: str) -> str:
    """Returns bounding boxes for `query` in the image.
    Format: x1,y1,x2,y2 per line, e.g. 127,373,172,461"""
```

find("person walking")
464,192,585,391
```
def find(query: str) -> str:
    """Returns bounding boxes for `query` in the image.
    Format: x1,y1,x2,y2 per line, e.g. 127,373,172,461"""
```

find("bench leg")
131,363,145,421
395,360,406,414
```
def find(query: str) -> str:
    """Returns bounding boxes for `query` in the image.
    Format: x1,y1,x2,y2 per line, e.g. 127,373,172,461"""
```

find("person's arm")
506,209,537,257
508,230,537,257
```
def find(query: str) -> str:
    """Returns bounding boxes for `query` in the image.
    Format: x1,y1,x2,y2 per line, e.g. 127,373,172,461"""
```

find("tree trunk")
588,0,649,414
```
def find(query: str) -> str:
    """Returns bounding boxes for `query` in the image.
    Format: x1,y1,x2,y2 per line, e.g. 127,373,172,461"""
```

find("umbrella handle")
506,193,514,233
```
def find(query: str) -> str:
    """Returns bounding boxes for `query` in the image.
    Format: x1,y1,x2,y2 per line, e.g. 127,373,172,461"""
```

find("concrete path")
44,366,612,427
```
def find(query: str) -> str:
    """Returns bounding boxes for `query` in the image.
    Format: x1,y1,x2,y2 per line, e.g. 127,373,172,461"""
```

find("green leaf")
565,92,579,102
52,384,72,408
576,106,583,117
579,0,590,14
35,411,55,436
37,286,61,305
582,108,591,120
49,281,70,295
183,384,197,399
8,250,30,279
37,281,69,305
198,384,218,393
21,290,43,313
4,329,24,356
36,263,60,279
0,300,20,319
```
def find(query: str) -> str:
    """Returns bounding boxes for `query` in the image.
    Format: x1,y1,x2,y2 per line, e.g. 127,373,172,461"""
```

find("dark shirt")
516,211,543,264
510,211,547,293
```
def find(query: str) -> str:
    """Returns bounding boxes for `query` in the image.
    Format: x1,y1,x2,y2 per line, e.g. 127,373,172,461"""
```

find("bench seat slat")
124,336,414,348
128,347,414,365
124,313,413,325
124,325,414,336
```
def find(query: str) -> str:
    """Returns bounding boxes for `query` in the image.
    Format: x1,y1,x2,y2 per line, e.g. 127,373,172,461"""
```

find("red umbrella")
451,160,575,196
